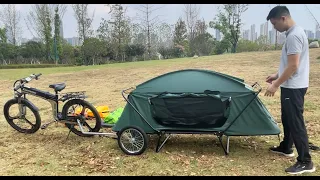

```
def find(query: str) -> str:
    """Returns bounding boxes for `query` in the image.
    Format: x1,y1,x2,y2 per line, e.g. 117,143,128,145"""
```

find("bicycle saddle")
49,83,66,92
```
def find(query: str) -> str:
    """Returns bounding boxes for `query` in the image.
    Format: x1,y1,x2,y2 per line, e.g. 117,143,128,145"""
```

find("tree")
213,38,231,55
157,23,174,49
61,42,75,64
192,33,216,56
195,19,207,36
25,4,54,60
0,42,17,64
135,4,164,59
124,44,146,60
108,4,131,61
81,37,104,65
44,8,52,60
53,6,62,64
183,4,200,43
72,4,94,43
0,4,21,45
173,18,187,46
210,4,249,53
20,41,45,60
97,18,110,41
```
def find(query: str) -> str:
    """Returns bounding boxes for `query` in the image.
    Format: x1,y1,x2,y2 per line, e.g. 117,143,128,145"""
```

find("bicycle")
3,73,102,137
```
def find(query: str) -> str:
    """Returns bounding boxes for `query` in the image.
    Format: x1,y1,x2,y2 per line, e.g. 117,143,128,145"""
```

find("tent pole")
156,132,171,153
222,91,261,133
218,134,229,155
121,88,159,132
226,136,230,153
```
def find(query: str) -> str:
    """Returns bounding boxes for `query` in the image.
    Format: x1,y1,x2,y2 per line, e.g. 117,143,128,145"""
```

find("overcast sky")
4,4,320,39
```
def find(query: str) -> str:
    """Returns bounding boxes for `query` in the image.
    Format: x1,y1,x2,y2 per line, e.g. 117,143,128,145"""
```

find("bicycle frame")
16,86,61,121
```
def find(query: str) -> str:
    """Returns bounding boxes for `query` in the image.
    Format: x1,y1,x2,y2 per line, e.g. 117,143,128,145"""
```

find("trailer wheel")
117,126,148,155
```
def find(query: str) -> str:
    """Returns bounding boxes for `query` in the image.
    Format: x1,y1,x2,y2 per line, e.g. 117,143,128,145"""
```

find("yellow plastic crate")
74,105,110,118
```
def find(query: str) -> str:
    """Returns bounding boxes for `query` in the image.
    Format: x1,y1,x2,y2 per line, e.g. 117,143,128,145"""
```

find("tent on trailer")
112,69,281,155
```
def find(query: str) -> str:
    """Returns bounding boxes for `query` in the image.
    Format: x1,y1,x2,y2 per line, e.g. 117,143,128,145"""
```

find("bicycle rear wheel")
61,99,101,137
3,98,41,134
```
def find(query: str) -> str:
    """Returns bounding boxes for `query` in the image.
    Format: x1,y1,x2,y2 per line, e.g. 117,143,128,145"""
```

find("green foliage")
210,4,249,53
125,44,146,58
97,18,110,41
192,33,216,56
181,40,190,57
236,40,260,52
213,38,231,55
61,42,75,64
20,41,45,59
236,39,283,53
317,56,320,60
44,8,53,61
158,45,184,59
81,37,105,65
0,27,7,43
173,18,187,46
308,39,318,44
0,43,14,59
54,6,63,63
0,64,72,69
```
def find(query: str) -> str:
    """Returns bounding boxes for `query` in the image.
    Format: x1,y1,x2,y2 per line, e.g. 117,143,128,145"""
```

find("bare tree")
157,22,174,49
72,4,94,44
183,4,200,42
135,4,164,59
0,4,21,45
25,4,54,60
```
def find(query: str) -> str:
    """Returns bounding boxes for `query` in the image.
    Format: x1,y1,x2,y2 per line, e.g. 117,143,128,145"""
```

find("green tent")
113,69,280,155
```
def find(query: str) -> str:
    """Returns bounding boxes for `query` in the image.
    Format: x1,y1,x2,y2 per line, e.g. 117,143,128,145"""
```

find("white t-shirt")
279,25,310,89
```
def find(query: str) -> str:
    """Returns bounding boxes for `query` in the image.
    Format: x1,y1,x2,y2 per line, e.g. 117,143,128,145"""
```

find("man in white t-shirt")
265,6,315,175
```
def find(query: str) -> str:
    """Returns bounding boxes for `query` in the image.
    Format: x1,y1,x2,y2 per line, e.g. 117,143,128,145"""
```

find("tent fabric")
112,69,280,136
149,92,230,128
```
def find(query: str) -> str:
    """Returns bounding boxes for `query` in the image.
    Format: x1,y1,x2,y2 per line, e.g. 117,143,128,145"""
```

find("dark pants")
279,87,311,163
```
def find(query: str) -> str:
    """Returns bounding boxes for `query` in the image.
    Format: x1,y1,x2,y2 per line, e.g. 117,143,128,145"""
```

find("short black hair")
266,6,290,21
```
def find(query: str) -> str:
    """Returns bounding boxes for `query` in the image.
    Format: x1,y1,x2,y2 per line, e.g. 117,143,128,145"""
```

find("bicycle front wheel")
61,99,102,137
3,98,41,134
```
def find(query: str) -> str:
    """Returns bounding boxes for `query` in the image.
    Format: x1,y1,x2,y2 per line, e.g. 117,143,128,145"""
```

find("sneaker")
285,161,316,175
269,146,295,157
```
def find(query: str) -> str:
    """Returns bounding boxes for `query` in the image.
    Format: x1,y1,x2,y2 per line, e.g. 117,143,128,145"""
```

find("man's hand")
264,83,279,97
266,73,278,84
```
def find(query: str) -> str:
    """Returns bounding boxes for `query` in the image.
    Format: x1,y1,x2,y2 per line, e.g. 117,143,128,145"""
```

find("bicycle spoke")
82,120,94,131
9,115,20,120
23,117,35,127
80,105,87,115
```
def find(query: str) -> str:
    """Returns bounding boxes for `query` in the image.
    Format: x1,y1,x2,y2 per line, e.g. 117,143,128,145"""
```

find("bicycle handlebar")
14,73,42,91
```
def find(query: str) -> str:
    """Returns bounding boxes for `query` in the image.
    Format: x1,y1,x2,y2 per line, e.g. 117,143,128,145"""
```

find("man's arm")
273,54,299,87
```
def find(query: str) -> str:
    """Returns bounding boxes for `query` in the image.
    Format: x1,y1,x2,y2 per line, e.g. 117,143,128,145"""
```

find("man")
265,6,315,175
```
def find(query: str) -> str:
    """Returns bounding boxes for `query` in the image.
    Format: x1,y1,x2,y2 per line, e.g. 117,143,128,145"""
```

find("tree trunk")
232,42,237,53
